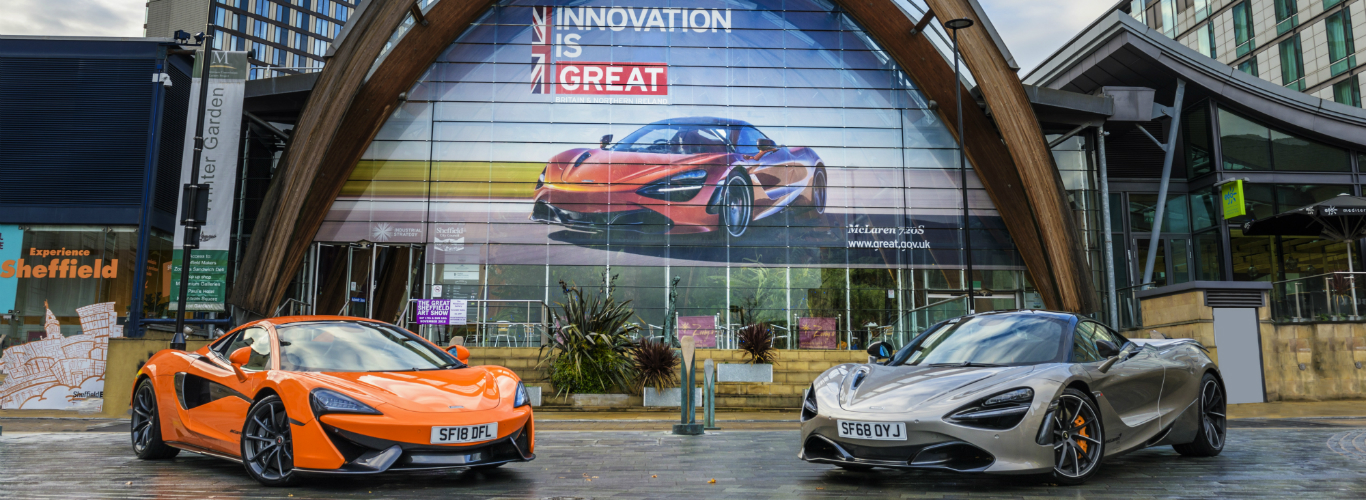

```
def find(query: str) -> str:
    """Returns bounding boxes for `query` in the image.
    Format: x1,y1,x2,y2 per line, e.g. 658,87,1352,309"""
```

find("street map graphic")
0,301,120,410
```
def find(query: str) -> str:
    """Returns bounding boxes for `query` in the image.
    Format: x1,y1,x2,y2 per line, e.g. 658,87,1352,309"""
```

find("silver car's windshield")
906,314,1070,366
276,321,463,372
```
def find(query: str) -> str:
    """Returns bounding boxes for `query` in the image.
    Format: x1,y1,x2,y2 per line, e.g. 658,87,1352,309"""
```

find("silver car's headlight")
801,385,819,422
945,387,1033,430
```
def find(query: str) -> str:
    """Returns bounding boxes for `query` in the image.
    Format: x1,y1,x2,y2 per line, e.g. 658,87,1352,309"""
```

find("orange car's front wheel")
131,379,179,460
720,171,753,238
240,395,300,486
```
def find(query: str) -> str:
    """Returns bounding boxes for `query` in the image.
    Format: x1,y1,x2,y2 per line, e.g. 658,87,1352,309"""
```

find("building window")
1232,2,1255,57
1279,35,1305,91
1334,76,1363,107
1192,0,1211,22
1324,0,1345,7
1130,0,1144,20
1326,10,1356,77
1195,22,1216,59
1219,108,1351,171
1161,0,1177,37
1274,0,1298,35
1236,58,1258,77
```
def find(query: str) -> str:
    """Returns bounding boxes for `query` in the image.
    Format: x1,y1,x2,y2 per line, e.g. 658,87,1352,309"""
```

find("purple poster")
799,317,838,350
416,299,452,325
677,315,716,348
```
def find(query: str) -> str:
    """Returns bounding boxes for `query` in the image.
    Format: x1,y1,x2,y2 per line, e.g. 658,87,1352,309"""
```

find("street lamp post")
171,31,215,351
945,18,975,313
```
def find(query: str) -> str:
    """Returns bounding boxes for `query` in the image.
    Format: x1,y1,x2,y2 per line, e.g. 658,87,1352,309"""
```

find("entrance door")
309,242,423,322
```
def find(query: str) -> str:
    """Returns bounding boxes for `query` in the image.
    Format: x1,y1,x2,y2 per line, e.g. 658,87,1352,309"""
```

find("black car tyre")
810,168,827,215
1173,373,1226,457
131,379,180,459
720,170,753,238
240,395,300,487
1044,388,1104,486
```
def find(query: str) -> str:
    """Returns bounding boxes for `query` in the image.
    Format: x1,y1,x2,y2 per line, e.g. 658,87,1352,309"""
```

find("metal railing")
274,298,314,317
400,299,552,347
1271,272,1366,322
881,295,970,347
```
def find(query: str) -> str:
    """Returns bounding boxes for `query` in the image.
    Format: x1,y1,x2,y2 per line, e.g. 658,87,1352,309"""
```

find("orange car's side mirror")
447,345,470,364
229,347,251,380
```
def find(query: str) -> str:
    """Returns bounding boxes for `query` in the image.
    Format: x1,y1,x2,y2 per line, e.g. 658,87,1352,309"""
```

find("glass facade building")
303,0,1054,349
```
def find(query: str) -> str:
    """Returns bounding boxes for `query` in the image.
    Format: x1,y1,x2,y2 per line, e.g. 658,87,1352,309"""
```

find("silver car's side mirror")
1097,342,1137,373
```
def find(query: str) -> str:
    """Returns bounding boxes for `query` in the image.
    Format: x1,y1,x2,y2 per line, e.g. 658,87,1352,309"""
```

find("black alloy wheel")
1174,374,1227,457
240,395,299,486
131,379,180,459
1048,388,1104,485
721,171,753,238
811,168,827,215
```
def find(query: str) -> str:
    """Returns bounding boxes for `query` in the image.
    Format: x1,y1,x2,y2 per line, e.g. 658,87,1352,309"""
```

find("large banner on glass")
316,0,1017,273
172,50,248,311
0,225,20,314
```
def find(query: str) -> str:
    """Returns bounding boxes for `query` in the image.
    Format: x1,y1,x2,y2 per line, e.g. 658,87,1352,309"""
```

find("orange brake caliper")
1072,415,1089,454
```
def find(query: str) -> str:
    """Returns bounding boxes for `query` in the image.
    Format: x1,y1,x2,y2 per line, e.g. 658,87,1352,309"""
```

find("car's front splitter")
295,421,535,475
799,407,1055,474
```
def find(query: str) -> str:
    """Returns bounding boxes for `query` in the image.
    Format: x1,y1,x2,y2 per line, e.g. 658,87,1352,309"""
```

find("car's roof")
648,116,754,127
956,309,1081,322
264,315,387,326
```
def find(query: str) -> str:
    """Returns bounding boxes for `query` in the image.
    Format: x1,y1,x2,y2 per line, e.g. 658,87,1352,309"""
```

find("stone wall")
1132,289,1366,402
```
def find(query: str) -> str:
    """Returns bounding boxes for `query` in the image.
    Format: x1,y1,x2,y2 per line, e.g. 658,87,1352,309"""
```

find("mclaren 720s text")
130,316,534,486
531,117,827,238
800,310,1227,485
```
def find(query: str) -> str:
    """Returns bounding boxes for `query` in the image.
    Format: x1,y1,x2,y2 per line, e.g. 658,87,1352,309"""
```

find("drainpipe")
1098,126,1118,327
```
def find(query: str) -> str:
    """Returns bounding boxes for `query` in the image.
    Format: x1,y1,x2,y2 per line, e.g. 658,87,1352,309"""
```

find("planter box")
570,393,629,407
717,363,773,383
526,386,542,407
642,387,704,407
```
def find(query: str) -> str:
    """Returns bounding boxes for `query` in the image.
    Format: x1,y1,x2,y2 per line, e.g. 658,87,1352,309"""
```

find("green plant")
539,276,639,396
632,339,679,392
736,323,777,365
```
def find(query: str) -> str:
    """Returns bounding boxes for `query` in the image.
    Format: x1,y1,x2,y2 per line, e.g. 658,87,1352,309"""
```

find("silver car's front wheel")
1049,389,1104,485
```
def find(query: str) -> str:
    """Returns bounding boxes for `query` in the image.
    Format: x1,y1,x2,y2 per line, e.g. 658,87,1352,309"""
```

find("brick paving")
2,425,1365,499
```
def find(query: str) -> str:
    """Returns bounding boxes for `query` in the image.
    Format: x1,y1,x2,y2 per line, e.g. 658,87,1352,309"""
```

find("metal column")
1098,126,1119,327
1139,80,1187,288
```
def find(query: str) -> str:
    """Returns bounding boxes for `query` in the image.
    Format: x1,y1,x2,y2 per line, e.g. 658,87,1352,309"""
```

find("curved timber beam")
230,0,1096,317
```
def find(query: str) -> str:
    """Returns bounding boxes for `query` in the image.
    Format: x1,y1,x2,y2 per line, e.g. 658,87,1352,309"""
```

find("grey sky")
0,0,1115,72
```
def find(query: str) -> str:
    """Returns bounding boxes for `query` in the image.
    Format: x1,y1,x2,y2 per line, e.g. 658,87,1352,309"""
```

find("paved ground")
3,421,1366,499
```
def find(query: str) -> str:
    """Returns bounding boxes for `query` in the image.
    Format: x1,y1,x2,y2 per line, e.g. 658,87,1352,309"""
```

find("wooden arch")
229,0,1097,317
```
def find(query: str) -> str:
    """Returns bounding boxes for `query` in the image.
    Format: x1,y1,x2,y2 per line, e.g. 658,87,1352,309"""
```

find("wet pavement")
3,422,1366,499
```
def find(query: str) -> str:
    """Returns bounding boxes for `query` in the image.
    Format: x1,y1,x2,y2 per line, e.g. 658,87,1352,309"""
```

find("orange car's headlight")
514,382,531,408
637,169,708,201
310,388,382,416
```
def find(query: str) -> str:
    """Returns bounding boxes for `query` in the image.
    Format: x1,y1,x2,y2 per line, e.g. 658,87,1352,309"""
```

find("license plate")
430,423,498,444
837,420,906,441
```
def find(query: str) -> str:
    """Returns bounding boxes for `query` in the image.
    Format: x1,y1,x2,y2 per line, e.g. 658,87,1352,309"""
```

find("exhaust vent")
1204,289,1264,308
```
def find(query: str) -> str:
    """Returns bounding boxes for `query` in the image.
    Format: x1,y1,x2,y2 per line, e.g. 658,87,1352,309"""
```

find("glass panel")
1233,2,1255,57
1171,238,1191,285
4,227,141,350
1183,105,1213,178
1276,184,1351,211
1194,230,1224,281
1109,193,1125,233
1135,238,1168,287
1280,35,1305,90
1272,130,1351,171
1236,59,1258,77
1128,194,1187,233
1326,11,1356,76
1219,109,1272,171
1229,229,1277,281
1274,0,1299,35
1190,189,1217,231
1281,238,1353,278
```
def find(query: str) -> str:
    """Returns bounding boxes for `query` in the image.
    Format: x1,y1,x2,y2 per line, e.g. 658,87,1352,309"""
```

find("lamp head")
944,18,975,30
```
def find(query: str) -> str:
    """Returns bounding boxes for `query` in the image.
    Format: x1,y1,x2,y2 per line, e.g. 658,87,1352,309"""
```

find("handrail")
274,298,313,317
1272,271,1366,285
903,294,969,314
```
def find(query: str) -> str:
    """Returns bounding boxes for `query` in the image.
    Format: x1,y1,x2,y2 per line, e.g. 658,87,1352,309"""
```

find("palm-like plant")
632,340,679,392
736,323,777,365
539,276,639,396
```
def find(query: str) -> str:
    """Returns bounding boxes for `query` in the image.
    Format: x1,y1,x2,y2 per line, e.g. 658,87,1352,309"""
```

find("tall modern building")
145,0,356,79
1119,0,1364,107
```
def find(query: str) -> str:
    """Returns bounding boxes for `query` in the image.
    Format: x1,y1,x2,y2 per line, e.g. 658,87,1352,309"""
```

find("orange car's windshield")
276,321,462,372
609,124,732,154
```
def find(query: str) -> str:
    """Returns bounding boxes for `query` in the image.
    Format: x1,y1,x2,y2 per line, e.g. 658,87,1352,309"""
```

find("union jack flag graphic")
531,6,554,94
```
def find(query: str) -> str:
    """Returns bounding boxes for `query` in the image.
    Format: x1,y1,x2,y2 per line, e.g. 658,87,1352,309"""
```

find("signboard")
0,225,21,314
799,317,838,350
171,50,248,312
1221,180,1247,219
0,302,121,410
415,299,470,325
676,315,716,348
168,249,229,310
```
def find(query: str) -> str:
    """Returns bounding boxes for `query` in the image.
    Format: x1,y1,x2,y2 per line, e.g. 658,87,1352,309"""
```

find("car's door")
175,325,274,455
1152,340,1202,427
1076,322,1166,450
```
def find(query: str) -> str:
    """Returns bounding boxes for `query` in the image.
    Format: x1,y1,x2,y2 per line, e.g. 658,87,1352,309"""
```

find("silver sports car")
799,310,1227,484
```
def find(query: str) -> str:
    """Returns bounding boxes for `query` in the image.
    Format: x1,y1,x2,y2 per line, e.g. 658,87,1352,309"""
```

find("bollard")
703,358,718,430
673,337,703,435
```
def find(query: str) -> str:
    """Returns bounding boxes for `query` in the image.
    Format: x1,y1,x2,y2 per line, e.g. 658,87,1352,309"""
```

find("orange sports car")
129,316,534,486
